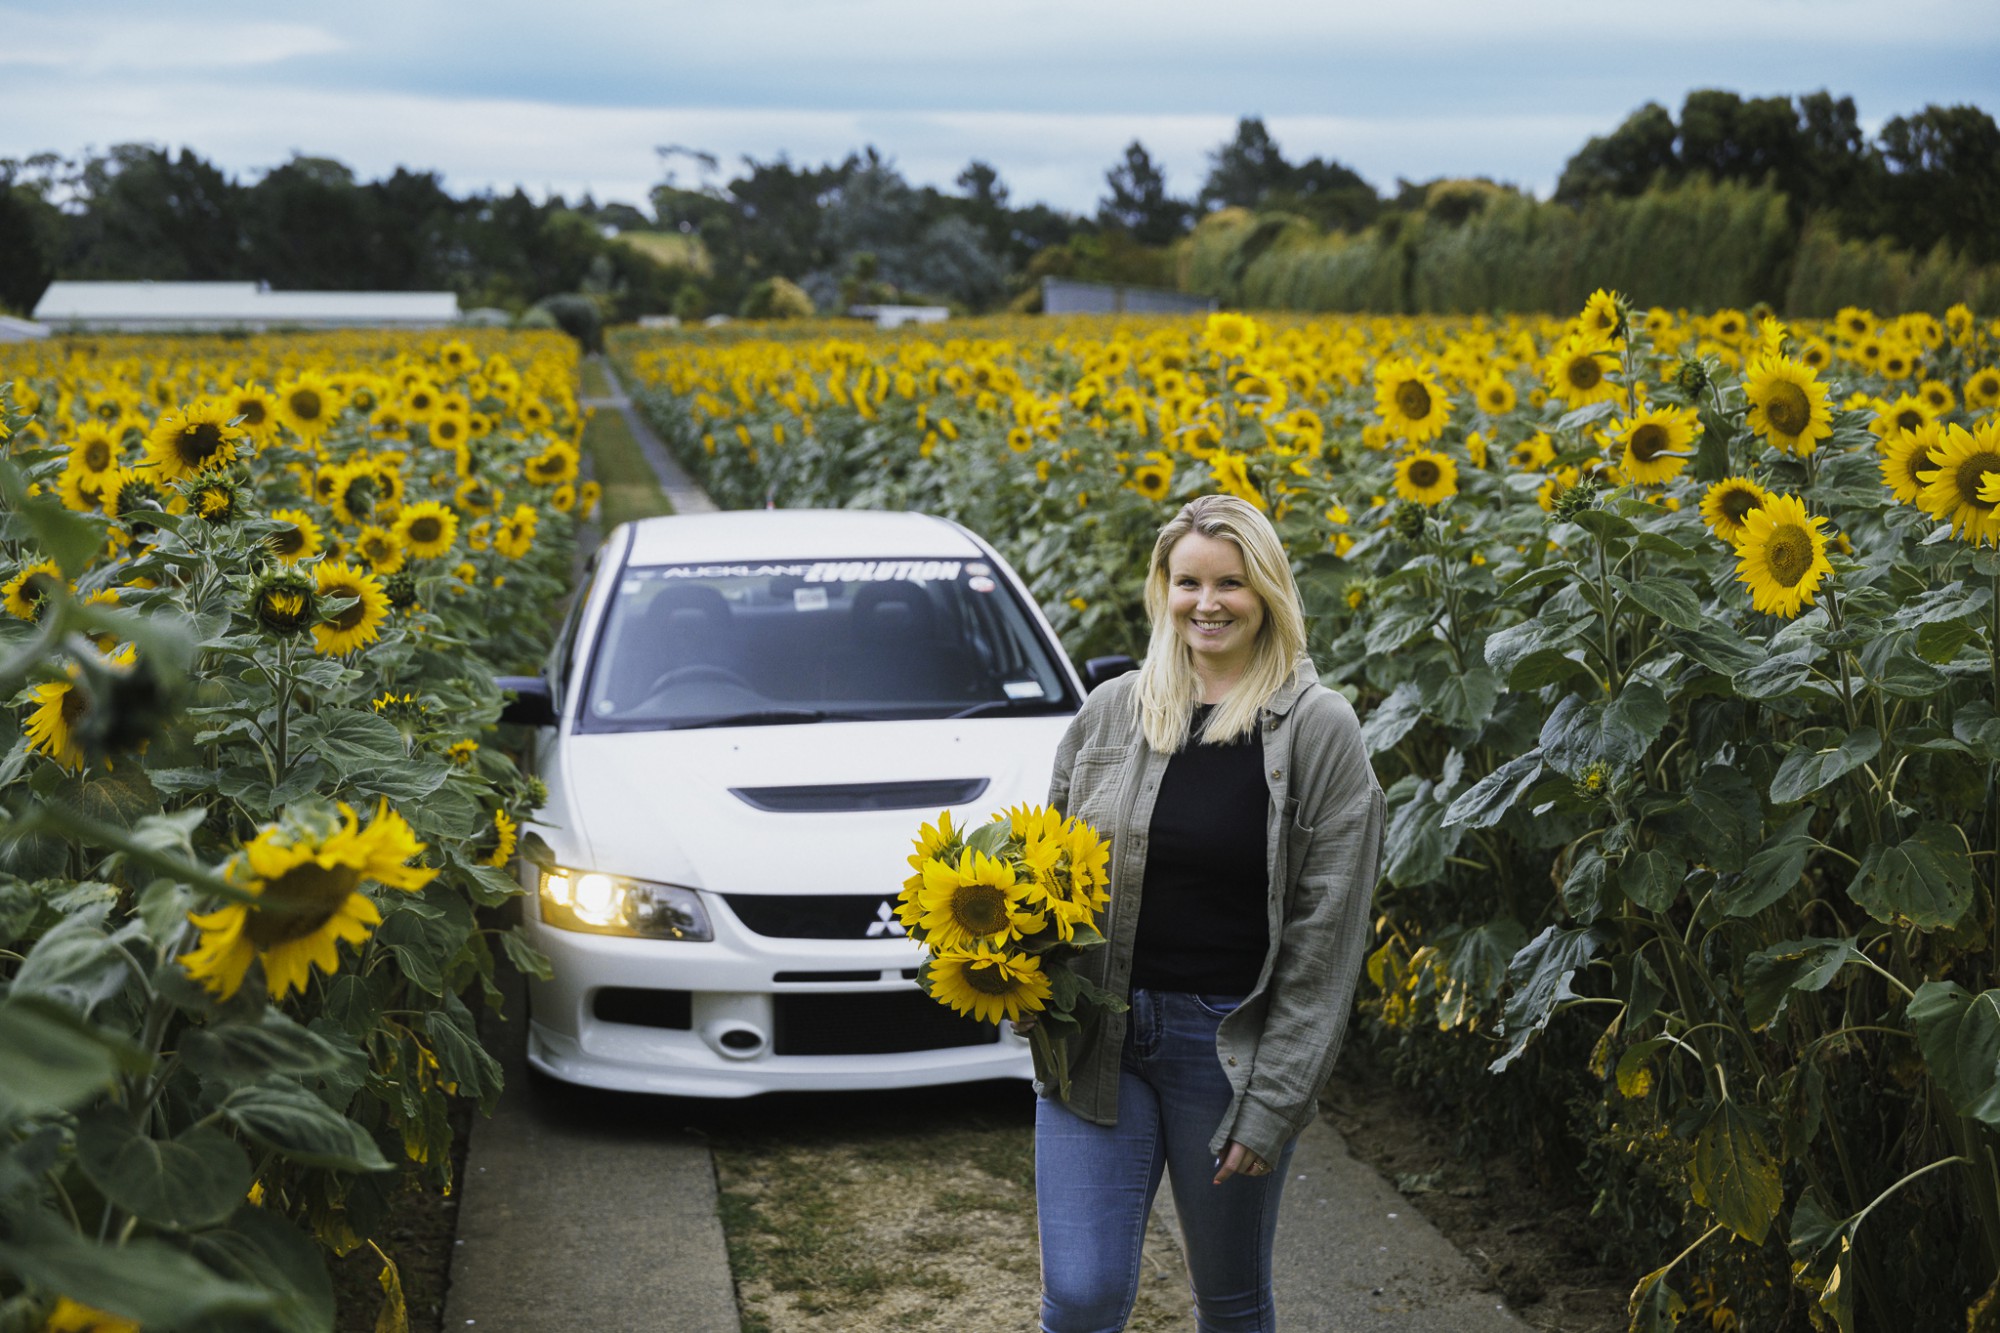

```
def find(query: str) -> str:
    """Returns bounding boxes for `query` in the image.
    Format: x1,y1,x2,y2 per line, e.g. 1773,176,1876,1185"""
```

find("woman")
1030,493,1386,1332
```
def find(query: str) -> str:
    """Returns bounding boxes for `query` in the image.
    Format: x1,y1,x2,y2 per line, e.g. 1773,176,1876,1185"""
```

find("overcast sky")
5,0,1997,217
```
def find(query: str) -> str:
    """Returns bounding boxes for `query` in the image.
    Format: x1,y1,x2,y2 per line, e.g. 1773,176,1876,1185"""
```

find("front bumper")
523,908,1032,1098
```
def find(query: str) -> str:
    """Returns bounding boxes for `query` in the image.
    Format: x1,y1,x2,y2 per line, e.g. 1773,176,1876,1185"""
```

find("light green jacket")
1040,659,1386,1165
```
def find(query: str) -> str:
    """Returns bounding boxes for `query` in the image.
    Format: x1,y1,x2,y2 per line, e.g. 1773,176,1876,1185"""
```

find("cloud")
0,9,346,72
0,73,1613,211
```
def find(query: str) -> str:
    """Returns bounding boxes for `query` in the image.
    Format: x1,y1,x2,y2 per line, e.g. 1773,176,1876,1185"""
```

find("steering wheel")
644,663,754,695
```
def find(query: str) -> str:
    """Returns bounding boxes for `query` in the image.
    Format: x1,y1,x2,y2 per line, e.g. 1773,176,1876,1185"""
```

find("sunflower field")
0,330,592,1331
618,300,2000,1331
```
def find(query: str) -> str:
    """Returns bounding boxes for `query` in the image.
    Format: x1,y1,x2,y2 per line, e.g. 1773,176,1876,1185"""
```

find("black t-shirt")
1129,703,1270,995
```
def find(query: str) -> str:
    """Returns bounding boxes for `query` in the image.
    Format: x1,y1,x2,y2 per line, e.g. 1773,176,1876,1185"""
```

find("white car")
502,509,1128,1098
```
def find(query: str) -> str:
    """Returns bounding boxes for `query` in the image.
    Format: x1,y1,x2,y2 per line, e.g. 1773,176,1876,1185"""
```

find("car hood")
561,715,1074,895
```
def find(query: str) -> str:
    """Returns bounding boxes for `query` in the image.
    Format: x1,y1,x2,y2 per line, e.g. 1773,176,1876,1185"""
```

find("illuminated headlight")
538,868,713,940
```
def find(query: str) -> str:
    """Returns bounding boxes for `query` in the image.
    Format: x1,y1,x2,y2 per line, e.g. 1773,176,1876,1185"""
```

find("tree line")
2,89,1993,323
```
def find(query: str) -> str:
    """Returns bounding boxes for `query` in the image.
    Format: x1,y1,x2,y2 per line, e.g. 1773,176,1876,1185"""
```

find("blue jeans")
1036,988,1297,1333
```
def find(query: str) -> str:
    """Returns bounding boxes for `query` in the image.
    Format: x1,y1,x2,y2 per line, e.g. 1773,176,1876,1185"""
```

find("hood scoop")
728,778,990,813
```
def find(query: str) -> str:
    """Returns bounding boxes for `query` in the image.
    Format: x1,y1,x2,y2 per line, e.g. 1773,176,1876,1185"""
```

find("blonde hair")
1134,494,1310,753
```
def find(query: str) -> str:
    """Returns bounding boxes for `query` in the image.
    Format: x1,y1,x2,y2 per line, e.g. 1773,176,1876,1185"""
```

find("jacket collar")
1259,656,1319,719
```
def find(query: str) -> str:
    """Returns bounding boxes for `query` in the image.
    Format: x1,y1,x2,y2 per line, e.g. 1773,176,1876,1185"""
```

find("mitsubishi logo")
865,901,906,938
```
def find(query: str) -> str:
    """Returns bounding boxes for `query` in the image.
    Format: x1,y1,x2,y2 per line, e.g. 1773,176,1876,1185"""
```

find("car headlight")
538,867,713,940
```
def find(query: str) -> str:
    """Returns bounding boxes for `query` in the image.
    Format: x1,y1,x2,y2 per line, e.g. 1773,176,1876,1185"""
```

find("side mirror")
1081,655,1138,691
497,675,558,727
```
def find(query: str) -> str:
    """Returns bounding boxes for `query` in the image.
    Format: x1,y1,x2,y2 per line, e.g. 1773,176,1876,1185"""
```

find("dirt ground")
709,1081,1193,1332
1320,1060,1629,1333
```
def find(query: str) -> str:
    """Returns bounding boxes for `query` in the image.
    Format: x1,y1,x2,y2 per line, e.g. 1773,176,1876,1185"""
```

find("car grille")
724,894,903,939
771,988,998,1055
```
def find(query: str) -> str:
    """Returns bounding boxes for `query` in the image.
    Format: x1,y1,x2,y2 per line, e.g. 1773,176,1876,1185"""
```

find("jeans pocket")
1190,992,1245,1018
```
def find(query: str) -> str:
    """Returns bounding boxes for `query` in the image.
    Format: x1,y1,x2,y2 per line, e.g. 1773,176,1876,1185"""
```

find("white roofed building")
32,282,462,333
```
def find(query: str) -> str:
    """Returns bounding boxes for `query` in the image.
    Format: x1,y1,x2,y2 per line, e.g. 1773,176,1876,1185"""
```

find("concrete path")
1153,1117,1523,1331
580,357,718,514
442,969,740,1333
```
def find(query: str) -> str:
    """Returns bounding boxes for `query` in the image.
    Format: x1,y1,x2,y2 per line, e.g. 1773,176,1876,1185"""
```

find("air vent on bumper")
727,778,989,812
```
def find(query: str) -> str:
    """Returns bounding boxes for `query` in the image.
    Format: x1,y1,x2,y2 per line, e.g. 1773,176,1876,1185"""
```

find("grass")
578,357,613,399
579,398,672,529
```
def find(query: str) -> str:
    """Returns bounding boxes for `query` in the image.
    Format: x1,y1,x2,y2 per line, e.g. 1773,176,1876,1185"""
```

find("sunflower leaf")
1615,575,1705,630
75,1110,253,1230
1909,981,2000,1126
221,1078,391,1172
1741,937,1861,1030
1769,728,1879,805
1490,925,1600,1073
1688,1098,1783,1244
1850,822,1976,929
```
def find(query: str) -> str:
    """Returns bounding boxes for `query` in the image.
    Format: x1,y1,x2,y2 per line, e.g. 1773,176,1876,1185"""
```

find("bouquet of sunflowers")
897,803,1124,1099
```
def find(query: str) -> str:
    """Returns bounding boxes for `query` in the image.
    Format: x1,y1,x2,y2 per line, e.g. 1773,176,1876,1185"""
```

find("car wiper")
947,698,1066,719
671,708,834,730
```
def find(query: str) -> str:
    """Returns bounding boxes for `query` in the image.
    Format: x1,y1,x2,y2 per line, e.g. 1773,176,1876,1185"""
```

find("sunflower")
1744,355,1833,457
1392,447,1458,506
578,480,602,519
1799,337,1833,373
312,560,391,655
251,573,316,636
188,479,238,524
492,505,538,560
1200,312,1258,359
428,412,469,450
66,421,123,477
1543,333,1622,409
1914,421,2000,546
1968,367,2000,411
38,1296,138,1333
1130,463,1172,502
142,400,244,482
1919,380,1957,415
328,463,381,526
1878,345,1916,381
221,382,281,445
518,397,554,432
24,670,86,771
178,800,437,1001
1509,432,1557,471
1869,394,1933,441
525,442,580,485
1835,306,1873,341
1475,374,1517,415
3,559,64,621
352,524,407,575
551,482,576,513
24,643,137,772
1581,288,1625,342
395,500,458,559
266,507,323,563
402,381,441,420
1733,493,1833,617
482,808,518,868
925,945,1050,1024
276,372,345,442
1878,421,1943,504
1612,406,1699,485
57,464,114,514
1699,476,1770,543
915,848,1043,951
436,339,476,376
369,405,411,441
1373,358,1452,444
446,739,479,767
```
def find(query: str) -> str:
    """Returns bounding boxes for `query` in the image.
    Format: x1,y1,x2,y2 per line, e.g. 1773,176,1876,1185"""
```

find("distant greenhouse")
32,282,462,333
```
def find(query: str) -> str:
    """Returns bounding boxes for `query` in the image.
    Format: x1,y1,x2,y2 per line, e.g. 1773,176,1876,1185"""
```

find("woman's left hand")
1212,1140,1270,1184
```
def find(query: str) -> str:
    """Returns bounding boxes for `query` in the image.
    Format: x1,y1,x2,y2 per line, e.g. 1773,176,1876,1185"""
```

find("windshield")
577,555,1079,730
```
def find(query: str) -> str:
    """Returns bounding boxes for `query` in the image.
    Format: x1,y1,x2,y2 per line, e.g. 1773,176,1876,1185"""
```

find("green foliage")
617,302,2000,1327
0,341,576,1327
